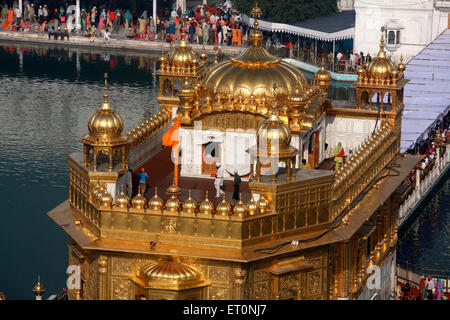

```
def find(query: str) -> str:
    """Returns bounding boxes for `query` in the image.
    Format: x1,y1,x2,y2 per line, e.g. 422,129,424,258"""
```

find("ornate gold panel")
111,277,132,300
254,282,268,300
209,286,229,300
306,271,321,297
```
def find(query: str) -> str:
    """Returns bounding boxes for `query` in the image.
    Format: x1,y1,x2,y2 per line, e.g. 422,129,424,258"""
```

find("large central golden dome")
201,6,308,100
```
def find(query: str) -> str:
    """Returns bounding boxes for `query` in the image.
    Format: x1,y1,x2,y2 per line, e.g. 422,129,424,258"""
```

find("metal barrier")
267,46,359,74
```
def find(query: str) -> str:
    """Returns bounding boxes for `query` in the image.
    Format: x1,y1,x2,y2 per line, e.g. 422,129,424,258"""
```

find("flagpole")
174,143,179,186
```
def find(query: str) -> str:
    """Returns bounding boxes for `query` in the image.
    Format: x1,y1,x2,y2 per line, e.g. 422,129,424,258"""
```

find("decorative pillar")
98,256,108,300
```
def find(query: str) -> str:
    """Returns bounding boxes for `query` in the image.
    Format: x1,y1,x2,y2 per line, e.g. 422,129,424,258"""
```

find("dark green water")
0,41,444,300
397,169,450,272
0,42,160,299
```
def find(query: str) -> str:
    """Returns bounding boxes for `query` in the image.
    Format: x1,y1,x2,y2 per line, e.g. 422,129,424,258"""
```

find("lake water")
396,169,450,272
0,41,443,299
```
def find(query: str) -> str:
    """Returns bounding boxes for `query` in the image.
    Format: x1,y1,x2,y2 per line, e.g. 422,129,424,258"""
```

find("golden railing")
331,123,398,218
127,110,171,150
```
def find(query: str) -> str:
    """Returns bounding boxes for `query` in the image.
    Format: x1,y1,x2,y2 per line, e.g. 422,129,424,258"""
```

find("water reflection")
0,42,160,299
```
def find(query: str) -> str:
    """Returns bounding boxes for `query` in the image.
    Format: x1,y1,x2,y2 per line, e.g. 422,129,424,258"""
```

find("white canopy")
248,17,354,42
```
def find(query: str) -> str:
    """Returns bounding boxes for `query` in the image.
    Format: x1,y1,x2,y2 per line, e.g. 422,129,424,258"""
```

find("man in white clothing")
214,162,224,198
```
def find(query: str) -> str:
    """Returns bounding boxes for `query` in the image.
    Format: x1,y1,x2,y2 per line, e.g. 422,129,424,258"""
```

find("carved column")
98,256,108,300
376,212,383,262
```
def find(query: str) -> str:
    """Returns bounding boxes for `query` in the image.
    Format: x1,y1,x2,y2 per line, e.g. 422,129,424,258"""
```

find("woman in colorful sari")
419,275,427,300
98,12,105,33
435,279,443,300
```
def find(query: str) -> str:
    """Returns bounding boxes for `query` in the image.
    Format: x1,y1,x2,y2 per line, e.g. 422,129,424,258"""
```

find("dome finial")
104,72,109,102
378,27,386,58
33,275,45,300
249,2,263,47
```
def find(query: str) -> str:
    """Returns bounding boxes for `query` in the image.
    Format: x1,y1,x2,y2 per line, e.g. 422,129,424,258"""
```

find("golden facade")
48,5,421,300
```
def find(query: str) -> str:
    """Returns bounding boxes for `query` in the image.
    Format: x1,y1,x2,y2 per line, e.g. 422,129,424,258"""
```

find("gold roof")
138,257,207,290
365,28,398,80
0,292,6,300
82,74,126,147
166,23,197,65
251,110,298,158
201,5,308,100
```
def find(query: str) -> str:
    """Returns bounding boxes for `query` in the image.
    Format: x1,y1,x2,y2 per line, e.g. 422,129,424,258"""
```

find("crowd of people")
400,274,447,300
0,1,252,46
401,112,449,190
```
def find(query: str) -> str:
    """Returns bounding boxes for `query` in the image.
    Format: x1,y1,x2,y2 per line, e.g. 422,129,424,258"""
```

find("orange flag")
162,114,181,186
162,114,181,147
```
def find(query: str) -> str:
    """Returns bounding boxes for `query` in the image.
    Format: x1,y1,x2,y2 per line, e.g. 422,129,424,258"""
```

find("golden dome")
199,191,214,215
233,194,248,217
139,257,203,290
216,195,231,216
365,29,397,81
182,189,197,214
132,187,146,209
165,195,180,212
257,194,269,214
201,5,308,102
314,55,331,95
166,29,197,65
91,184,101,201
149,187,163,211
253,111,298,158
0,291,6,300
247,195,258,216
82,74,125,146
100,190,113,208
115,185,129,209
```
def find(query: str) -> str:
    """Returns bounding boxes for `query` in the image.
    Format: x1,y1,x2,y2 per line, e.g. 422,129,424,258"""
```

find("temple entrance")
308,129,320,168
202,142,221,175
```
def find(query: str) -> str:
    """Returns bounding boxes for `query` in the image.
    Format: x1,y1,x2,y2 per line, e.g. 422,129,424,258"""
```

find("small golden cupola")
32,275,45,300
115,185,130,209
132,187,147,209
131,257,209,299
199,191,214,215
355,27,408,112
81,73,128,172
166,23,198,66
358,27,402,86
216,195,231,216
149,187,163,211
182,189,197,214
314,55,332,97
249,109,298,183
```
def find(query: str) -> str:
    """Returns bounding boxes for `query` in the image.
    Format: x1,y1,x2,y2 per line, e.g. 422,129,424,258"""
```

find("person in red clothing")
109,10,116,29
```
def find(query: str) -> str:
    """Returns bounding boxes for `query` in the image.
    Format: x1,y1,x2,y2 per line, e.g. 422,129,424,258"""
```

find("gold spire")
250,3,263,47
377,27,386,58
101,72,110,109
33,275,45,300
